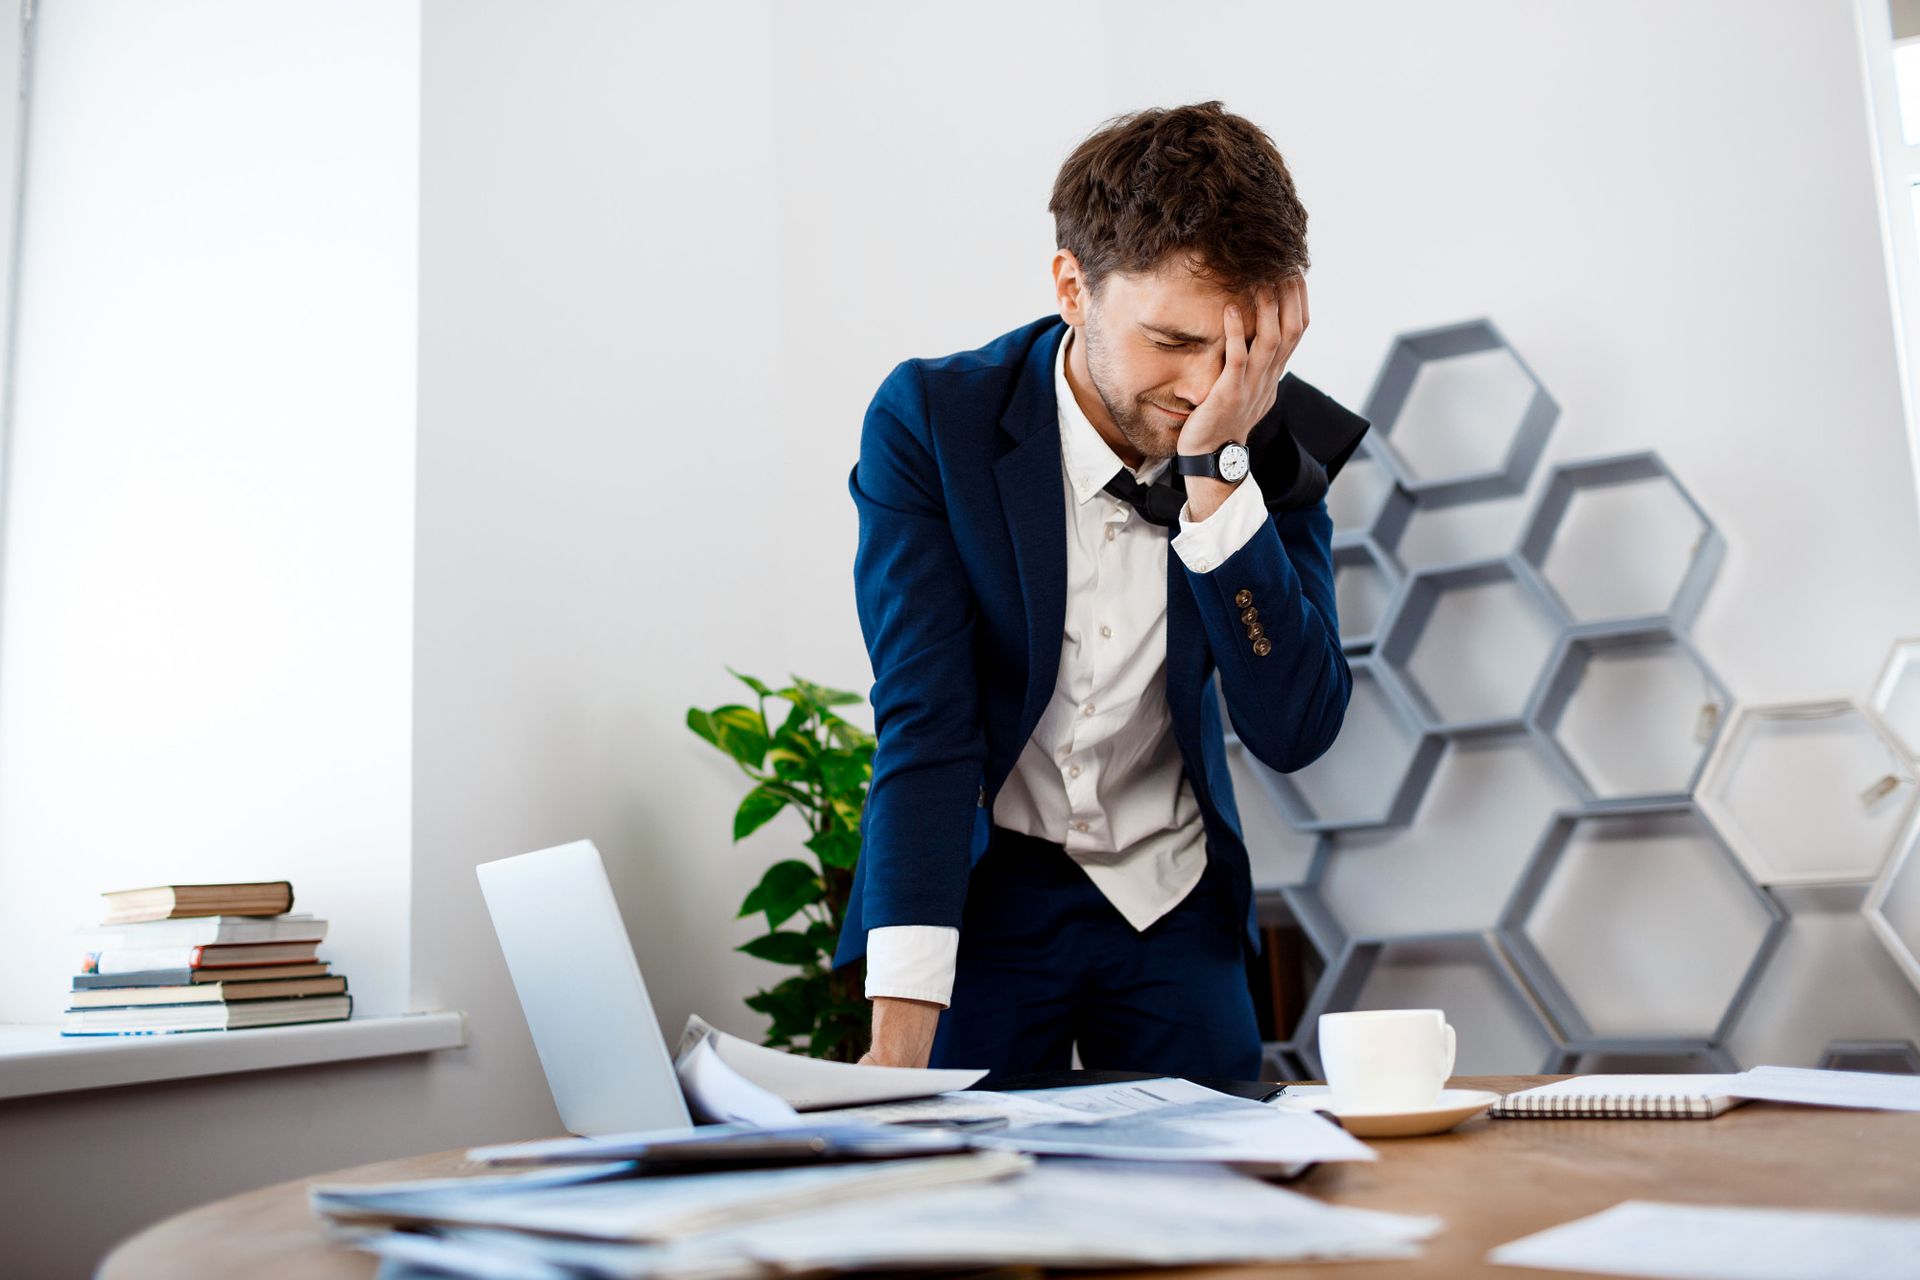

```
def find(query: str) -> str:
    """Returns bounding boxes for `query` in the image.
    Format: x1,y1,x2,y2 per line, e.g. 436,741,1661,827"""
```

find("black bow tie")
1103,467,1187,529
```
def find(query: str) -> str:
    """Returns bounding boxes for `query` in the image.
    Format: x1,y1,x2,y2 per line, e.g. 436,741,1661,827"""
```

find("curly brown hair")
1048,100,1309,297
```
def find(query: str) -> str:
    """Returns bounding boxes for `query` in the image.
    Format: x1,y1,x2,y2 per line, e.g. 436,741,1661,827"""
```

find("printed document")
1489,1199,1920,1280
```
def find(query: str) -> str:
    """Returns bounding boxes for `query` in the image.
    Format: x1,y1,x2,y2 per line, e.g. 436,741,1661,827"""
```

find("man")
836,101,1360,1080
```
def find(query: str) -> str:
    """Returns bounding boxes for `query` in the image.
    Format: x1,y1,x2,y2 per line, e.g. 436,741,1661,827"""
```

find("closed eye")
1150,340,1187,351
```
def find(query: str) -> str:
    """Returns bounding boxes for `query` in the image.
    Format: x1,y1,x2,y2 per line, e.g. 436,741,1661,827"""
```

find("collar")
1055,327,1170,506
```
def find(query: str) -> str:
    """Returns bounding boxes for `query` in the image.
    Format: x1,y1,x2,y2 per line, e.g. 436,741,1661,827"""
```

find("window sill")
0,1011,468,1101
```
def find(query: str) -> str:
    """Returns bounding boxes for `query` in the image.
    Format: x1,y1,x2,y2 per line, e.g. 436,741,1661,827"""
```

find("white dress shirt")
864,327,1271,1006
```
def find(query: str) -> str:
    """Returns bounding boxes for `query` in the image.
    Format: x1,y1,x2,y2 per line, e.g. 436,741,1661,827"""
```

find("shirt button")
1100,624,1113,639
1082,704,1095,717
1073,820,1090,833
1068,764,1082,779
1104,527,1117,542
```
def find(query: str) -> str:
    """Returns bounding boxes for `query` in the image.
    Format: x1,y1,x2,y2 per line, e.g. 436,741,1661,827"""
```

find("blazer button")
1240,606,1259,625
1234,588,1254,608
1246,622,1265,640
1252,636,1273,657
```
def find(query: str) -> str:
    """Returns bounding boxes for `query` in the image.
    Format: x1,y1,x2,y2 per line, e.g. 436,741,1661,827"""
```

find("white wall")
4,2,1919,1276
0,0,419,1022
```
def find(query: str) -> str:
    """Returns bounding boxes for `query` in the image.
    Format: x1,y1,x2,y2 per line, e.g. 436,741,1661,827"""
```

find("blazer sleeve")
1182,496,1350,774
846,360,989,940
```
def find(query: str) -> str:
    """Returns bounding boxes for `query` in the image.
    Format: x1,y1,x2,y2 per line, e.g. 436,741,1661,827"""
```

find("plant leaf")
734,784,790,841
738,931,819,966
791,676,863,708
818,749,869,795
708,705,770,769
739,860,824,929
728,668,775,698
805,827,862,870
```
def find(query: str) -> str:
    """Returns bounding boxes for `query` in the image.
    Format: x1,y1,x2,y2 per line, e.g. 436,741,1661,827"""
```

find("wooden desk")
99,1075,1920,1279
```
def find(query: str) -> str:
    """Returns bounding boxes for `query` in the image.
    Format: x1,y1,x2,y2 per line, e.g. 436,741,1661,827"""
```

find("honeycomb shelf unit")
1360,318,1557,509
1495,803,1786,1045
1287,929,1561,1079
1516,451,1725,632
1524,623,1731,808
1867,809,1920,998
1542,1040,1740,1075
1240,656,1443,832
1696,699,1918,887
1331,539,1401,654
1724,881,1920,1072
1377,555,1567,733
1871,636,1920,760
1817,1040,1920,1074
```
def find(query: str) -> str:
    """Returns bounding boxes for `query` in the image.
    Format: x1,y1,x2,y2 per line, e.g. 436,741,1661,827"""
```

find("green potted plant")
687,670,874,1061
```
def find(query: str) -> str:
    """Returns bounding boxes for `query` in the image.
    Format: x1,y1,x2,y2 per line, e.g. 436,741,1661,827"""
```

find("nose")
1172,350,1223,409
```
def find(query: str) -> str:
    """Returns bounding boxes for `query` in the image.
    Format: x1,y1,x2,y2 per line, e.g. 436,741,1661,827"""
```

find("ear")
1051,250,1091,325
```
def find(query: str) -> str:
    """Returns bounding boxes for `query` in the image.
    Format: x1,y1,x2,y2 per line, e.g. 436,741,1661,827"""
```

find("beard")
1079,318,1186,464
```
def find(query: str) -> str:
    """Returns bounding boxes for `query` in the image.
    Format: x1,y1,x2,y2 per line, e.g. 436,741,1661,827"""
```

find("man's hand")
1178,277,1309,521
857,995,942,1068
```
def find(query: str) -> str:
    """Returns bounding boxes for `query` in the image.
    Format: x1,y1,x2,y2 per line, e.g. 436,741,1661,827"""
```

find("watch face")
1219,442,1251,483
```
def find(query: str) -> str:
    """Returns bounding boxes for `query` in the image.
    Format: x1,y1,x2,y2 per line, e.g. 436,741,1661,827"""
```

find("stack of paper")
320,1013,1422,1276
324,1160,1442,1278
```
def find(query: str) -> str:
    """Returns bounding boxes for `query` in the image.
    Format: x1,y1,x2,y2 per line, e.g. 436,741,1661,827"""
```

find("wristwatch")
1174,440,1251,483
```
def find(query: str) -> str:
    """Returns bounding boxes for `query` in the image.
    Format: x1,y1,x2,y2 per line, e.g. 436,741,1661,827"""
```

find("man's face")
1075,260,1254,464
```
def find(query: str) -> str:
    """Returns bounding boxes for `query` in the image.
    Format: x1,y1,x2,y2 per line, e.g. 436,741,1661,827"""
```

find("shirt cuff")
1172,472,1267,574
863,925,960,1007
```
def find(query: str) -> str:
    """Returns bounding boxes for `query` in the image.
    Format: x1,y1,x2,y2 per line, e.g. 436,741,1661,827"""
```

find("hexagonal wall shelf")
1379,557,1567,732
1818,1040,1920,1074
1872,637,1920,759
1542,1041,1739,1075
1244,657,1442,831
1313,729,1576,941
1225,735,1320,892
1517,452,1724,631
1327,438,1399,547
1526,625,1730,806
1332,540,1400,653
1361,319,1556,508
1498,804,1785,1042
1254,886,1340,1076
1697,700,1917,887
1867,812,1920,997
1293,931,1560,1078
1726,882,1920,1070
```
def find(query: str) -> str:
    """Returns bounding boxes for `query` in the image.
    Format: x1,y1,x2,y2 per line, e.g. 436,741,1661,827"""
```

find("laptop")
476,839,694,1135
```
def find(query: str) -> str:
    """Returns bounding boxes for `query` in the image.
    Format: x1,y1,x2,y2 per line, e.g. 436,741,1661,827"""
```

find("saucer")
1272,1086,1502,1138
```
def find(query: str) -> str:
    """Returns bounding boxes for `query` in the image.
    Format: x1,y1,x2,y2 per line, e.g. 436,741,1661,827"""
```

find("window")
1858,0,1920,507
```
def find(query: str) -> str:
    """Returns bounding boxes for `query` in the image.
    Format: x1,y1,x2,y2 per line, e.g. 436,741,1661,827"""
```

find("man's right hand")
858,995,943,1068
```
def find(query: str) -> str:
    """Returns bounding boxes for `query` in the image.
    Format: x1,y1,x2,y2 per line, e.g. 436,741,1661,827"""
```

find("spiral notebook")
1489,1074,1751,1120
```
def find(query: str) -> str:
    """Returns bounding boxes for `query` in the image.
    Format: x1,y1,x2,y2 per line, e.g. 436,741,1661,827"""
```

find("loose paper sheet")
1731,1065,1920,1112
1489,1200,1920,1280
316,1150,1028,1242
678,1015,986,1109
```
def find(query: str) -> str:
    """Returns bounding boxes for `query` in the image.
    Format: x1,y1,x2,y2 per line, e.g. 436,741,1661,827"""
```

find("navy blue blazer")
834,314,1354,970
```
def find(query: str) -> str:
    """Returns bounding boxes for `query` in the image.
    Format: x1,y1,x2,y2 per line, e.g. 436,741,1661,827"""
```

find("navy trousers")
927,825,1263,1082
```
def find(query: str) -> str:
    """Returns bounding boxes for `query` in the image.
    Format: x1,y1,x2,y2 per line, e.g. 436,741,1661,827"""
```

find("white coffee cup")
1317,1008,1457,1112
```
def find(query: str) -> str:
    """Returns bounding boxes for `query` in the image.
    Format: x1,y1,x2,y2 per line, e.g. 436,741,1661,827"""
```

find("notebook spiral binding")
1490,1091,1719,1120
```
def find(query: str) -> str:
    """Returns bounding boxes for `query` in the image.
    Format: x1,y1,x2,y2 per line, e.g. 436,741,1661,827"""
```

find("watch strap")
1173,450,1223,480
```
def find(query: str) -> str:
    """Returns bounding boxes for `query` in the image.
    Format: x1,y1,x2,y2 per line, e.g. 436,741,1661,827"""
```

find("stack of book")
62,881,352,1036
